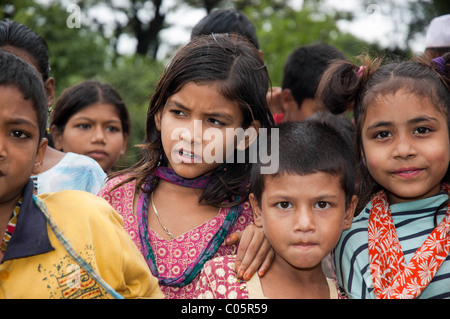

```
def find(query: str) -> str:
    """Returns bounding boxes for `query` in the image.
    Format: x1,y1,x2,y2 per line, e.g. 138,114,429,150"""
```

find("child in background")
99,34,275,298
0,50,163,299
50,80,130,172
0,20,106,194
317,53,450,299
195,119,357,299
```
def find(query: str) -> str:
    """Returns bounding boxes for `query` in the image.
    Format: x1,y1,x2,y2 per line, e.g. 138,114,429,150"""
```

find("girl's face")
52,102,128,172
155,82,256,179
250,172,356,271
361,89,450,204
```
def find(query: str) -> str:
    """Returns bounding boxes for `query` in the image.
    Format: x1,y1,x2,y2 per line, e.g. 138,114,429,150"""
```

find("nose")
293,206,315,233
91,125,106,144
178,120,203,145
392,133,416,159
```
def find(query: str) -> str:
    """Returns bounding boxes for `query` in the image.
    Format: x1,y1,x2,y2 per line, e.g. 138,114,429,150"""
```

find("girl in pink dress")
99,34,275,299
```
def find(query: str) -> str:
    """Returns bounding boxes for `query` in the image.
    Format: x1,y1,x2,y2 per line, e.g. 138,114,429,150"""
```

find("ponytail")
316,54,382,118
429,52,450,91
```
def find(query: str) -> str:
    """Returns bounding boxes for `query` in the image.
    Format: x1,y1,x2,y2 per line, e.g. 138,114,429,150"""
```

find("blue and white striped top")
333,191,450,299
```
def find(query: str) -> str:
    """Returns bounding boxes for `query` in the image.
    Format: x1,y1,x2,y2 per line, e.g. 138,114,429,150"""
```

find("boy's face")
0,85,46,206
250,172,356,271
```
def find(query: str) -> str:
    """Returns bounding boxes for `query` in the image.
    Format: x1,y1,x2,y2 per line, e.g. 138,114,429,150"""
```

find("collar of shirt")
2,179,54,263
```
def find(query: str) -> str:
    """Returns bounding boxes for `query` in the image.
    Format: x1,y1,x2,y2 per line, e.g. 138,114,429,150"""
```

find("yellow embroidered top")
0,180,164,299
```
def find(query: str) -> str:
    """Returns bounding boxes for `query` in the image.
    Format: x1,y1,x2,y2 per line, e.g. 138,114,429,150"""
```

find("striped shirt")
333,191,450,299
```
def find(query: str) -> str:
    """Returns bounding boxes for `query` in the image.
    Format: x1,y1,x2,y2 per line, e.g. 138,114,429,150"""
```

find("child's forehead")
264,171,342,187
0,85,38,119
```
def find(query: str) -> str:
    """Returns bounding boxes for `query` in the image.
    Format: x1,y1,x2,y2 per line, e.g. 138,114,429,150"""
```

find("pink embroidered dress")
196,255,348,299
98,175,253,299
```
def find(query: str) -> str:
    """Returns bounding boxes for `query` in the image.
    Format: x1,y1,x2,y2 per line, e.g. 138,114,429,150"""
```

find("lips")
87,150,108,160
175,148,201,163
392,167,424,178
291,241,318,250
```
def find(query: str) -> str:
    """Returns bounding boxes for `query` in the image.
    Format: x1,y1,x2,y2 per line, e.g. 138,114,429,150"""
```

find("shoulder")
197,255,245,299
58,152,105,174
203,255,238,273
98,175,135,198
39,190,123,226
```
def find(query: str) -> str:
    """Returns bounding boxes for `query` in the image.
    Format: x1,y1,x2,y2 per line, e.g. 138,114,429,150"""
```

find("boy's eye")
276,201,292,209
10,130,29,139
414,127,431,134
315,201,330,209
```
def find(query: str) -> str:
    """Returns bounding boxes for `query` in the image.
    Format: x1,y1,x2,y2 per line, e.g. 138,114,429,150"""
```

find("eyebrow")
7,117,38,129
168,100,235,122
72,116,122,124
365,116,439,131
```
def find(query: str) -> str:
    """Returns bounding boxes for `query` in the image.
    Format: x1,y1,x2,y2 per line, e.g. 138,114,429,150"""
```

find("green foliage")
97,55,165,167
11,2,111,96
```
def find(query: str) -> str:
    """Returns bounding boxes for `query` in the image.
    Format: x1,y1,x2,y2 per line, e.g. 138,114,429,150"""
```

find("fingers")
225,231,241,246
234,224,273,281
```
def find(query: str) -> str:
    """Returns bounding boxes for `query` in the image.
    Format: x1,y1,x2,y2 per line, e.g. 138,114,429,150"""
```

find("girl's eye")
374,131,391,139
207,118,225,126
77,123,91,129
106,126,121,133
315,201,330,209
414,127,431,134
10,130,29,139
170,110,186,116
276,201,292,209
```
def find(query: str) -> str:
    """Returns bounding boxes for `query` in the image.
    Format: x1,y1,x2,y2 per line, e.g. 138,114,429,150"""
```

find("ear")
343,195,358,230
120,133,129,156
49,124,64,151
236,120,260,151
280,88,296,112
44,77,56,107
249,193,263,227
32,138,48,175
154,109,162,131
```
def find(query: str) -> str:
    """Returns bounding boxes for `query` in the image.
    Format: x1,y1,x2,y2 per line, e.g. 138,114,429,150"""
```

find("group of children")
0,15,449,300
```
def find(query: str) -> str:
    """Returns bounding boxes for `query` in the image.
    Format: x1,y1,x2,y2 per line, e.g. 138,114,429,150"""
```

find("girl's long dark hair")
109,34,274,207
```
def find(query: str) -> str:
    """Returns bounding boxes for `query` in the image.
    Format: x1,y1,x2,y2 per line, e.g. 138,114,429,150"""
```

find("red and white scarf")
368,184,450,299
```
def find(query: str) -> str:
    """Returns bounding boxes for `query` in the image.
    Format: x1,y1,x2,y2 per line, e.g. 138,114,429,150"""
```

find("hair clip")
357,66,366,78
431,57,446,75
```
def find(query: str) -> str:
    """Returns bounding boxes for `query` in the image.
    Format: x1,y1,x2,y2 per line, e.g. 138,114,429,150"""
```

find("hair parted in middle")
111,33,274,207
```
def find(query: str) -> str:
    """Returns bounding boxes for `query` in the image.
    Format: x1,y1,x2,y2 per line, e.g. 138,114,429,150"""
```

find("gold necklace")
151,192,175,240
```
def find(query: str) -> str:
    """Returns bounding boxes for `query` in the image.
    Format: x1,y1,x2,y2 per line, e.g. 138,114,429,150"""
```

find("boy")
0,50,163,299
195,117,357,299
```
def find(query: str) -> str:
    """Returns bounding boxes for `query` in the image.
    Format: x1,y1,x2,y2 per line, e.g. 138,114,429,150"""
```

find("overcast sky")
88,0,426,58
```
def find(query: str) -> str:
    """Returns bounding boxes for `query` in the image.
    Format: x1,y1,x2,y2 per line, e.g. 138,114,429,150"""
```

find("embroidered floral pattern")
99,176,253,299
368,184,450,299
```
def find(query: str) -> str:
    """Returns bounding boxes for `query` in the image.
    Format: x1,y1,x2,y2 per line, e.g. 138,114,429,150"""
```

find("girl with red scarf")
316,53,450,299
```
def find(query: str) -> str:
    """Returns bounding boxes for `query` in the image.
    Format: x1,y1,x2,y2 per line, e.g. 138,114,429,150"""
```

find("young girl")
50,80,130,172
195,119,356,299
0,20,106,194
98,34,275,299
316,53,450,299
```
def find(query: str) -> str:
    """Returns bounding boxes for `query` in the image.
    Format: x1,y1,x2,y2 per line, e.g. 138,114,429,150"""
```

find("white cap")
425,14,450,48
